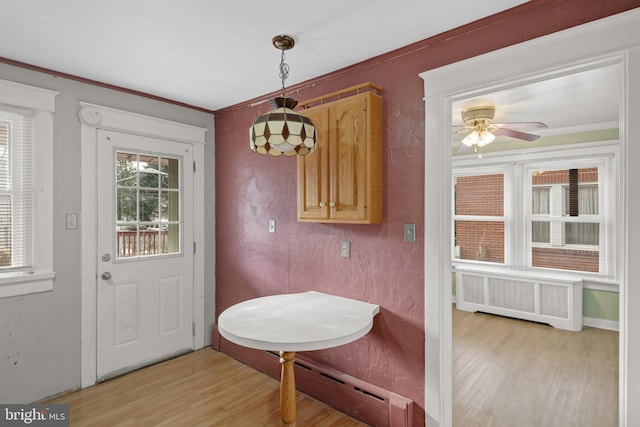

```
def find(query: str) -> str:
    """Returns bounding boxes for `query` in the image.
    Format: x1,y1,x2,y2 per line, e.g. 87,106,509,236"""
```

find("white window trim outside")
0,79,58,299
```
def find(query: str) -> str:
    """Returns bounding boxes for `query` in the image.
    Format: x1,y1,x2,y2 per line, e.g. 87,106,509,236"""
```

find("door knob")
101,272,112,281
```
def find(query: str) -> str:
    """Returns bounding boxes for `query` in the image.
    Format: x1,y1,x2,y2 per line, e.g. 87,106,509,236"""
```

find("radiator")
455,267,583,331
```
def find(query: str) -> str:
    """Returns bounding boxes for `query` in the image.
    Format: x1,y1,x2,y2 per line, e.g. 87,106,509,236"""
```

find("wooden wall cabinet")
297,86,382,223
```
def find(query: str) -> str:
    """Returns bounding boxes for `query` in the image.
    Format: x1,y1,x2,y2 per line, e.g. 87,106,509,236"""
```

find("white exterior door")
96,129,194,379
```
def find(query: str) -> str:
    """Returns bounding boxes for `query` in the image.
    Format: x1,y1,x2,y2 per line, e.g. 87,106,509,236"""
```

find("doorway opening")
449,64,620,426
421,10,639,426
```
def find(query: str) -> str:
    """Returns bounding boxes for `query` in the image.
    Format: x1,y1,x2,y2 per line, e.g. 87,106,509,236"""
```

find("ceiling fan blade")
492,127,541,142
458,143,470,153
492,121,548,129
453,128,472,135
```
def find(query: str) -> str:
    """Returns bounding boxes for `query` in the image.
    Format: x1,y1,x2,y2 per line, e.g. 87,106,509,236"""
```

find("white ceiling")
0,0,529,111
451,63,620,147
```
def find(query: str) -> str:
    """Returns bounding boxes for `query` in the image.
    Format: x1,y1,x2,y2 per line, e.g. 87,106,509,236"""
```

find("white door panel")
96,129,194,379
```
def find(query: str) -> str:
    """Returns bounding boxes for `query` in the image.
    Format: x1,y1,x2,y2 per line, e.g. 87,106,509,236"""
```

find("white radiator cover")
455,266,583,331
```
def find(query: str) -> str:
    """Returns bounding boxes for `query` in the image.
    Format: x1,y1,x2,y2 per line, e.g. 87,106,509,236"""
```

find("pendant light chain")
279,48,290,98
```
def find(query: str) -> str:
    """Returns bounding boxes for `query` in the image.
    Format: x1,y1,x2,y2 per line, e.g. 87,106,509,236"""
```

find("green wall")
583,288,619,321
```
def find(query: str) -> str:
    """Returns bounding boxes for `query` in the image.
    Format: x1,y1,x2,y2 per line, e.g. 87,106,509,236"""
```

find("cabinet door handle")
320,202,325,207
329,201,335,207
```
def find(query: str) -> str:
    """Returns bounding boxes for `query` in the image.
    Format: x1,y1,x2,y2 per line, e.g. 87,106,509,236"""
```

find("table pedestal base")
279,351,297,426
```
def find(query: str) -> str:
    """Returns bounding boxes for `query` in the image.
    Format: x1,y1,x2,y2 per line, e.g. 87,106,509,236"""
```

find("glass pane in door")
115,151,182,259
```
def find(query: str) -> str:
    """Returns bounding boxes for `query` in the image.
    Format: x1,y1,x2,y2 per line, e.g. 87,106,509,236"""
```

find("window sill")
0,271,56,299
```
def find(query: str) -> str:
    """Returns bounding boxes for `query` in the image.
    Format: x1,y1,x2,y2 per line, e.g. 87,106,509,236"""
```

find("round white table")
217,291,380,426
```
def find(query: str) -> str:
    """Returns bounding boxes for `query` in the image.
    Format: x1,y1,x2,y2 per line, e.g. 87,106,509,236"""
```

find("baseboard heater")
455,266,583,331
212,327,416,427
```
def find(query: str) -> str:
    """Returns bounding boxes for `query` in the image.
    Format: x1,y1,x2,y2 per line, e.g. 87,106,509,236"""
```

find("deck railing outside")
117,229,168,257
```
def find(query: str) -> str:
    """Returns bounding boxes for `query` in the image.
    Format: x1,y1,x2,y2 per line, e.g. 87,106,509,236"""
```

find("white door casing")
80,103,207,387
96,130,194,379
421,10,640,427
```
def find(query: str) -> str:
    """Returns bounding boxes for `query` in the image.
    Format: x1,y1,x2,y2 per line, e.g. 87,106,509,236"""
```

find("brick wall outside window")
532,247,599,272
531,167,598,186
454,174,504,263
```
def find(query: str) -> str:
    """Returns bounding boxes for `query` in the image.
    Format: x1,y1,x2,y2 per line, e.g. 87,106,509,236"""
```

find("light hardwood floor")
46,349,367,426
453,307,618,427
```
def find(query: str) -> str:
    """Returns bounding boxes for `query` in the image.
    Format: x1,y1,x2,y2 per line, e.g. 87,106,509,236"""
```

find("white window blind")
0,106,36,273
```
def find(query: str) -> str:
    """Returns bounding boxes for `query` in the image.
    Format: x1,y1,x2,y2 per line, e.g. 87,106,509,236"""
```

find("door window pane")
162,158,179,189
115,151,181,259
116,153,137,187
139,189,159,222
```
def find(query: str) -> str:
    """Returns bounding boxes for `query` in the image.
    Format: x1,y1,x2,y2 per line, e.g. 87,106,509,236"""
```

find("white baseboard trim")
583,316,619,331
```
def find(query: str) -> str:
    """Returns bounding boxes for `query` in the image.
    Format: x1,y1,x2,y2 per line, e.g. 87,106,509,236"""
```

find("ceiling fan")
453,105,548,152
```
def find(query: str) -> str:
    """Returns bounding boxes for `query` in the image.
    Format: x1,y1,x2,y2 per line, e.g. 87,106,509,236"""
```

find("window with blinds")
0,107,35,273
0,79,56,299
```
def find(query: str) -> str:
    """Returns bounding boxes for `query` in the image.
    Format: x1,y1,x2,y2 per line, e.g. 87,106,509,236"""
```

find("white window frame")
0,79,58,298
453,141,617,279
452,166,509,265
529,166,601,251
525,155,613,275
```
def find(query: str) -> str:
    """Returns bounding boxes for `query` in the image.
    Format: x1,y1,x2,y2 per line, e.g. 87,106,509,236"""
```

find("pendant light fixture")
249,35,317,157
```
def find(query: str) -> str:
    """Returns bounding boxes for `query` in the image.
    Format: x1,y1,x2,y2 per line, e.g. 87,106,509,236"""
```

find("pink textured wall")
214,1,638,422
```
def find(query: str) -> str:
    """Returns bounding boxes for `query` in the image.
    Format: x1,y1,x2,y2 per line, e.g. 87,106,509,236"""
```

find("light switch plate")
66,213,78,230
341,240,350,258
404,223,416,243
268,219,276,234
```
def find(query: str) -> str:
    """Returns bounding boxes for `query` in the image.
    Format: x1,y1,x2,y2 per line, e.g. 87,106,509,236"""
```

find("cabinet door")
297,106,329,220
331,94,368,221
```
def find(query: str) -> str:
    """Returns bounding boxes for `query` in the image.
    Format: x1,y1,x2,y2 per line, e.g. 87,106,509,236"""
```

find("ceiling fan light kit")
455,105,548,153
461,105,496,122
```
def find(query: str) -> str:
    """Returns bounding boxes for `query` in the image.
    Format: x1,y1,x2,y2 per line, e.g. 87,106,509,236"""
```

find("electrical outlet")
404,223,416,243
341,240,350,258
